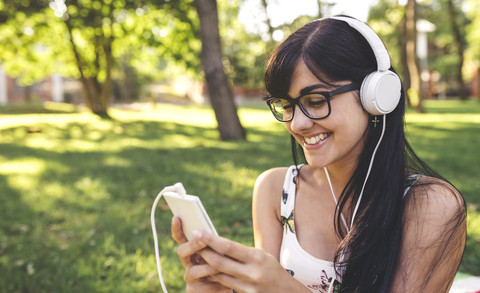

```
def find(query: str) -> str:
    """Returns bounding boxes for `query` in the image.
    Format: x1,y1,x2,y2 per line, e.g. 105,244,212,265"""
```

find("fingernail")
192,230,202,239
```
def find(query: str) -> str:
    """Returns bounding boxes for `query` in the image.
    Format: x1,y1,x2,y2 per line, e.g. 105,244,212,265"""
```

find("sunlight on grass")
102,156,132,167
43,101,79,113
0,112,94,129
110,104,218,127
0,159,45,192
407,113,480,125
74,177,111,201
0,158,45,175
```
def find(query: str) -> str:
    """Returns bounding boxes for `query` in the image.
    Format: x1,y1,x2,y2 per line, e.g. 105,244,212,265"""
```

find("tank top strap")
403,174,424,198
280,165,302,218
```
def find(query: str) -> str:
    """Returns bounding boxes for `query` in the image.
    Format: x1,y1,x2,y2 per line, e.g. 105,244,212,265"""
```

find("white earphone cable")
325,115,386,278
350,114,386,228
324,167,350,233
324,115,386,231
151,183,187,293
151,188,169,293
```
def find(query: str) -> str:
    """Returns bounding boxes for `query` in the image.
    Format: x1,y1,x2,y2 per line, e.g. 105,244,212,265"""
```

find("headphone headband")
328,16,391,71
315,16,402,115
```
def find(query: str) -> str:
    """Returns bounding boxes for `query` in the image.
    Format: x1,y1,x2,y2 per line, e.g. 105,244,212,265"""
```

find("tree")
0,2,75,86
1,0,248,140
1,0,123,117
194,0,246,140
260,0,275,44
446,0,468,100
0,0,199,117
419,0,472,100
53,0,200,117
405,0,424,112
218,0,268,90
62,1,115,117
465,0,480,63
465,0,480,99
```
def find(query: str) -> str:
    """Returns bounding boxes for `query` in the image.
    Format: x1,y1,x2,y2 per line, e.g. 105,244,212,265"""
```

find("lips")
303,133,331,145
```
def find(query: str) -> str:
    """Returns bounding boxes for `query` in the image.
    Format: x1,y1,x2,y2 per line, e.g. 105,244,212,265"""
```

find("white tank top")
279,165,340,293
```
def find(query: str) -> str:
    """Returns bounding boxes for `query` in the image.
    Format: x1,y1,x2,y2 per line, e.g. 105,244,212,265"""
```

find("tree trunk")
260,0,275,42
317,0,323,19
24,85,32,102
405,0,423,112
447,0,467,100
65,19,111,118
259,0,277,50
194,0,246,140
399,11,411,105
99,36,113,114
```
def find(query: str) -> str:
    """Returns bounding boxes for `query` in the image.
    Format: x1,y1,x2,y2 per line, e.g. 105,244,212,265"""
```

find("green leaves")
0,9,75,85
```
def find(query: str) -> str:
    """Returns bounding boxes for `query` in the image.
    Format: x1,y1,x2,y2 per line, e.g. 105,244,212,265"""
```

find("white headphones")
327,16,402,115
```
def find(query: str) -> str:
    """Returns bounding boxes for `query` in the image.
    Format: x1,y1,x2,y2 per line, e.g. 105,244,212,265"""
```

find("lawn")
0,100,479,292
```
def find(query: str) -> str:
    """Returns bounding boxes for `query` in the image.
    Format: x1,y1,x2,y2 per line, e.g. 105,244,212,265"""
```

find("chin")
304,156,329,169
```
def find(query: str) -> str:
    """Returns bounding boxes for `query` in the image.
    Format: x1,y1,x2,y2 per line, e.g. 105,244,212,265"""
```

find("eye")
303,94,327,108
278,99,293,111
269,98,292,111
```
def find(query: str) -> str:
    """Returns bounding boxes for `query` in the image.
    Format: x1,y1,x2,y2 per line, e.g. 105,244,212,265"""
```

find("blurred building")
0,64,83,105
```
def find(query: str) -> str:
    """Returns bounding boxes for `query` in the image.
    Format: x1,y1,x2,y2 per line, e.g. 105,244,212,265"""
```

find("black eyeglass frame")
265,82,360,122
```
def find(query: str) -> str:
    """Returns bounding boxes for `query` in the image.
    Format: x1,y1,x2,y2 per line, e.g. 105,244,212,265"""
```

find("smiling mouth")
303,133,331,145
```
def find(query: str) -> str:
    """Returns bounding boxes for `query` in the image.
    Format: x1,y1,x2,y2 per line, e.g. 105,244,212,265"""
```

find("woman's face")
285,60,369,171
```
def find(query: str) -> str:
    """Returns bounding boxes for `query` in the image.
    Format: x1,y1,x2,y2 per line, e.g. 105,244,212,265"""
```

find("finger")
185,281,231,293
184,263,221,282
191,253,206,265
193,230,253,263
177,239,209,267
171,216,188,244
198,248,244,278
210,272,253,293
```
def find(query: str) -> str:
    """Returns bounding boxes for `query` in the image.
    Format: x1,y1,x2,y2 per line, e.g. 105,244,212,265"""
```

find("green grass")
0,100,479,292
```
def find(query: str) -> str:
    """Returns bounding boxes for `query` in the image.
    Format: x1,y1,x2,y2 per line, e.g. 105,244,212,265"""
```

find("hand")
193,230,307,293
171,216,231,292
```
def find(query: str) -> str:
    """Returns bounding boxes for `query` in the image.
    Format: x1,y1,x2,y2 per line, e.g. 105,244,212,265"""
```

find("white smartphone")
164,190,217,241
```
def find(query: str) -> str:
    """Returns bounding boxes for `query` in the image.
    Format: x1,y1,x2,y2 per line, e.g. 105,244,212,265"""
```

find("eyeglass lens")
269,93,329,121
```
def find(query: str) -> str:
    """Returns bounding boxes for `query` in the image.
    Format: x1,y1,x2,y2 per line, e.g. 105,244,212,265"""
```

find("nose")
289,105,313,132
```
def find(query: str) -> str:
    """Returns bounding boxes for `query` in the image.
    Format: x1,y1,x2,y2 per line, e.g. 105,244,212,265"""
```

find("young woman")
171,16,466,293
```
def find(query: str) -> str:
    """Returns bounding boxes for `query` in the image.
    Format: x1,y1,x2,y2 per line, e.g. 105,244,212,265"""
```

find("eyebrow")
299,84,331,96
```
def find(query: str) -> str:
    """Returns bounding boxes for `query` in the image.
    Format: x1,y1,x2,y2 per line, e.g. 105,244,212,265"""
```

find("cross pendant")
372,116,379,128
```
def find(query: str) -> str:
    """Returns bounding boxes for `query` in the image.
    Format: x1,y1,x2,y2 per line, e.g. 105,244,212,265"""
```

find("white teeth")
304,133,329,145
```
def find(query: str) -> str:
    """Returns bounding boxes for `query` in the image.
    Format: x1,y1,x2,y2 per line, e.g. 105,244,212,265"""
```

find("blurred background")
0,0,479,292
1,0,479,118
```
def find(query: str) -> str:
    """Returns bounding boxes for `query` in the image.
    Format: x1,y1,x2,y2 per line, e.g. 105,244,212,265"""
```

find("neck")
319,159,358,189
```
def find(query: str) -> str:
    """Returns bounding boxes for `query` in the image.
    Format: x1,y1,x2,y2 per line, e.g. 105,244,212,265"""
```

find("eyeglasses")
265,82,360,122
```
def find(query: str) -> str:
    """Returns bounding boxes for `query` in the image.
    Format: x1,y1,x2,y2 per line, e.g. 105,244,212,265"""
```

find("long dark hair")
264,17,466,292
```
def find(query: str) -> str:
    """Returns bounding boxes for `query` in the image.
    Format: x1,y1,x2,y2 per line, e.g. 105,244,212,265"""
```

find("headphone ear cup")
360,71,402,115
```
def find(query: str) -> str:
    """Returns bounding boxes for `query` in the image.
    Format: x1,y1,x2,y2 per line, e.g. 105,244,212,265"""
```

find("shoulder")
392,176,466,291
404,176,465,222
401,175,466,255
255,167,290,190
253,167,291,210
253,167,290,203
252,167,291,250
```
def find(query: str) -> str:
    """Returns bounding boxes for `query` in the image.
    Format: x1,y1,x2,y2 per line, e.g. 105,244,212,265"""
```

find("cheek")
284,123,297,139
334,100,369,139
346,112,369,137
